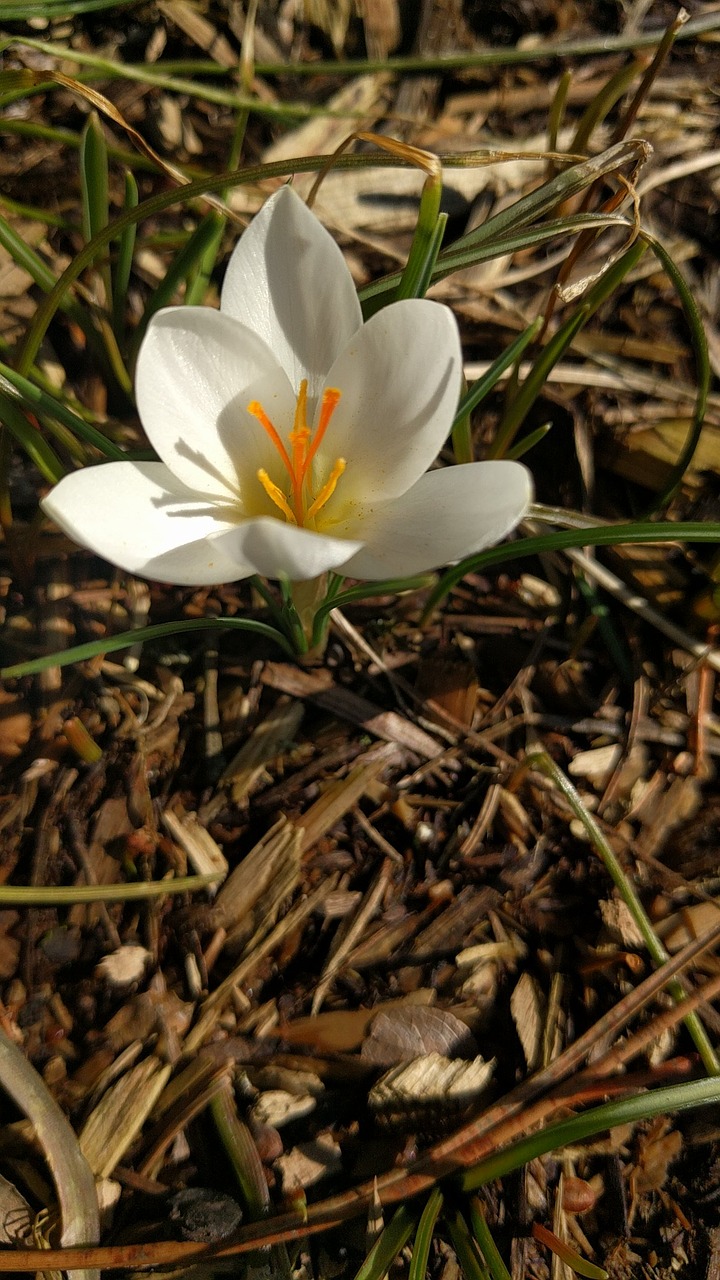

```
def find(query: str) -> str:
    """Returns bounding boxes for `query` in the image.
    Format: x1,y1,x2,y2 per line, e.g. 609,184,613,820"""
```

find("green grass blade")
506,422,551,459
0,390,66,483
547,70,571,158
461,1075,720,1191
489,307,588,457
491,240,646,457
352,1205,419,1280
80,110,113,313
411,212,448,301
1,616,296,679
452,318,544,431
0,876,221,905
468,1199,512,1280
0,211,61,293
112,169,138,340
183,209,227,306
446,1208,491,1280
640,230,710,510
527,749,720,1075
395,172,443,302
409,1189,443,1280
1,0,140,14
570,58,644,153
444,142,641,254
250,10,720,71
311,574,435,648
132,210,227,354
423,520,720,617
0,362,125,460
360,211,634,307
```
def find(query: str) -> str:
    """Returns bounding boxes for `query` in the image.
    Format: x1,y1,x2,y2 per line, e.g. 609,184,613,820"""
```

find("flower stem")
290,574,328,658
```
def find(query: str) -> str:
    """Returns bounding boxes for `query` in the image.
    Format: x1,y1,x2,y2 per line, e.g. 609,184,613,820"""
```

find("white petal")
220,187,363,401
338,461,533,580
135,307,294,500
234,517,363,582
315,300,462,509
42,462,255,586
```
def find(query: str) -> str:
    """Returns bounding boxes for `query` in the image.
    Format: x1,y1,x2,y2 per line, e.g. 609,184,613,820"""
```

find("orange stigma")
248,379,344,526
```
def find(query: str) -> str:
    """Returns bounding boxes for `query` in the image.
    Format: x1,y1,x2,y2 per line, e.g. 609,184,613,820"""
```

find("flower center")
247,379,344,527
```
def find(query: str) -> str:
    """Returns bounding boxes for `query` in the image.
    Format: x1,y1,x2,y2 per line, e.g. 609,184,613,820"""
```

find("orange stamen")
302,387,342,484
247,400,293,478
288,378,311,522
257,469,297,524
248,384,345,529
306,458,346,522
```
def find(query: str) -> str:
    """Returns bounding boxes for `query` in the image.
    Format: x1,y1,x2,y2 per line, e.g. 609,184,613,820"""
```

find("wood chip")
510,971,545,1072
369,1053,495,1128
276,1131,342,1192
251,1089,317,1129
79,1057,172,1179
262,664,442,759
162,808,228,890
212,816,302,945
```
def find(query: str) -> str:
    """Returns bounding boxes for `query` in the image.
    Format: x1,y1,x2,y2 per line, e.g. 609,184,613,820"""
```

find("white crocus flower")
43,186,532,586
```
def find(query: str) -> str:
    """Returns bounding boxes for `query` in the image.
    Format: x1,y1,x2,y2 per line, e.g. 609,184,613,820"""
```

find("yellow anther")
306,458,346,521
257,469,297,524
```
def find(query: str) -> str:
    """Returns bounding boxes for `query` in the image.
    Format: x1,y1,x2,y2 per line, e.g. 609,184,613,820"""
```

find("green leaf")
452,318,543,431
468,1199,512,1280
0,361,125,460
506,423,551,459
570,58,644,153
0,391,66,483
1,0,140,15
112,169,138,340
395,172,443,302
445,1208,490,1280
461,1075,720,1191
491,240,646,457
409,1189,443,1280
1,615,297,680
639,230,710,511
132,211,228,354
423,521,720,618
311,574,436,648
352,1205,419,1280
80,110,113,311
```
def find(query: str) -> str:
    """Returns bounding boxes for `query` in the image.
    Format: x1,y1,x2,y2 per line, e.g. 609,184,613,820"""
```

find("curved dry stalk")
0,1028,100,1280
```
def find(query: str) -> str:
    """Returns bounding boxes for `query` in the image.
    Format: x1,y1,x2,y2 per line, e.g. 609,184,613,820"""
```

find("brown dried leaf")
280,991,437,1054
361,1007,479,1068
